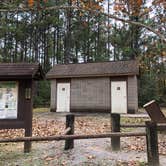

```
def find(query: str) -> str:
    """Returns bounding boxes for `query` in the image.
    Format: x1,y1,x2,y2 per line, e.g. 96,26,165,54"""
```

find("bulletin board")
0,81,18,119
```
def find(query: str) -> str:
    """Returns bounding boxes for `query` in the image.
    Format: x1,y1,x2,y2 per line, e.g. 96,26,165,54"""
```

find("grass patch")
0,142,48,165
120,117,149,132
121,117,148,125
116,161,148,166
33,108,49,113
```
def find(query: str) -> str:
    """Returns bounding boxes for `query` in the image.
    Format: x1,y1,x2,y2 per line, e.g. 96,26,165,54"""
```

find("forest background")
0,0,165,107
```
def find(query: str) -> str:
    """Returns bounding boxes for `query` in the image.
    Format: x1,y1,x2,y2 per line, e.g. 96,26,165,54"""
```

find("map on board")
0,82,18,119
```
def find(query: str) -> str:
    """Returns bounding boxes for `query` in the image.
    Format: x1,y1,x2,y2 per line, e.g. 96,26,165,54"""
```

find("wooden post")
24,81,33,153
24,126,32,153
111,113,120,151
64,114,75,150
146,121,159,166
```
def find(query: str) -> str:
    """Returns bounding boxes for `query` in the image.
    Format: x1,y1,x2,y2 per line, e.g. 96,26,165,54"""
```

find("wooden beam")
63,127,71,135
157,124,166,131
0,132,146,143
64,114,75,150
143,100,166,123
146,121,159,166
111,114,120,151
121,124,166,131
0,121,25,129
121,124,146,128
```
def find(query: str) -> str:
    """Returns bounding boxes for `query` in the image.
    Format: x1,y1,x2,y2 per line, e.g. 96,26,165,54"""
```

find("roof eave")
46,72,139,79
0,75,34,80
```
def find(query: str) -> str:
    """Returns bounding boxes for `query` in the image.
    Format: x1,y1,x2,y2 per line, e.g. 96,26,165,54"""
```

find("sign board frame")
0,63,44,153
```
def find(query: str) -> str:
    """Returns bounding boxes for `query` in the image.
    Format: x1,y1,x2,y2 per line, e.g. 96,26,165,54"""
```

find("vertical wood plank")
64,114,75,150
111,113,120,151
24,126,32,153
146,121,159,166
24,80,33,153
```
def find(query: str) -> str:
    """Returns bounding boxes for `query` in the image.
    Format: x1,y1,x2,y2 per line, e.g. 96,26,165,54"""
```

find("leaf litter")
0,112,165,165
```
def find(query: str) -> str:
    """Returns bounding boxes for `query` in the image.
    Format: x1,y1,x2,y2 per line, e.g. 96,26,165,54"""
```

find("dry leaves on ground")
0,115,166,155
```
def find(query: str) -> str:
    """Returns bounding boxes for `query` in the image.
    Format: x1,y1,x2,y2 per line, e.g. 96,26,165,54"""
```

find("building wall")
50,79,57,112
70,77,110,111
50,76,138,113
127,76,138,113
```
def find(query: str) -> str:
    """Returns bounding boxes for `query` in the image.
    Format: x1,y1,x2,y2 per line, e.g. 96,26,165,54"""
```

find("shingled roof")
0,63,44,80
47,60,139,79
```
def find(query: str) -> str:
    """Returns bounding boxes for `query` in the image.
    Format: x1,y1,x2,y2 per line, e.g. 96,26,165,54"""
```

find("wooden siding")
70,77,110,111
127,76,138,112
50,79,57,111
50,76,138,113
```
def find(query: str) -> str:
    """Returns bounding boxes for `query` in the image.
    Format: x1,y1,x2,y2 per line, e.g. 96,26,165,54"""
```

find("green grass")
120,117,148,132
121,117,149,124
33,107,49,113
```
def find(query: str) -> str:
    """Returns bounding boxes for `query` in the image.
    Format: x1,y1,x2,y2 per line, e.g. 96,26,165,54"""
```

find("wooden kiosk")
0,63,44,152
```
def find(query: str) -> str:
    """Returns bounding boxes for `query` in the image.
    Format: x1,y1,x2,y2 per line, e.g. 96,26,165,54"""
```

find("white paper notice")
0,82,18,119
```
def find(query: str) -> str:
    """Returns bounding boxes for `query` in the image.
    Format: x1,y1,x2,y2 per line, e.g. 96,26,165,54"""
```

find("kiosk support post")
24,82,33,153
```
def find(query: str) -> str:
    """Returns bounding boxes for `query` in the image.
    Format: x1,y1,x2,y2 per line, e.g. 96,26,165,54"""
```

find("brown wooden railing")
0,114,165,166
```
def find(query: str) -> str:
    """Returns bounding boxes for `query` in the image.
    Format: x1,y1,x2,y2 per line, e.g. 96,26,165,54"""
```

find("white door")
57,83,70,112
111,81,127,114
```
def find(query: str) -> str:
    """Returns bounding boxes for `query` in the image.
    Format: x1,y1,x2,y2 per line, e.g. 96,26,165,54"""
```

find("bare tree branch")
0,5,165,42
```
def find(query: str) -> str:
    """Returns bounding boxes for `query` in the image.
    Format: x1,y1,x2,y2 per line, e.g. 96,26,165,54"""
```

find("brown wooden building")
47,60,139,114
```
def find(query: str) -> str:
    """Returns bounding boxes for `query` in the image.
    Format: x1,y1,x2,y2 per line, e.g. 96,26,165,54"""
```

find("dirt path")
1,138,166,166
0,111,166,166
